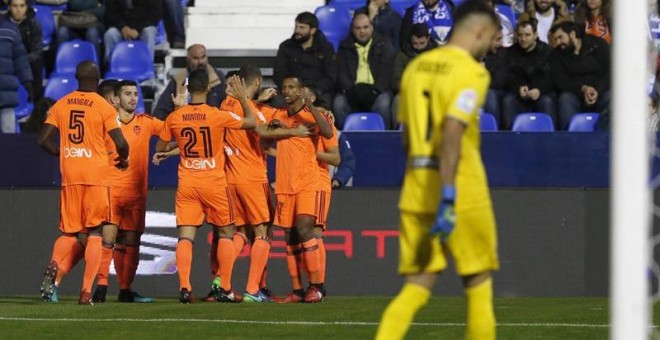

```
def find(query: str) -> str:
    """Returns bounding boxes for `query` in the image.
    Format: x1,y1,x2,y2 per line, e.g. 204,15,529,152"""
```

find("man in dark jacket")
501,19,555,130
103,0,162,64
356,0,402,50
550,21,610,129
7,0,41,102
273,12,337,107
334,13,395,129
482,28,508,126
153,44,226,120
0,15,33,133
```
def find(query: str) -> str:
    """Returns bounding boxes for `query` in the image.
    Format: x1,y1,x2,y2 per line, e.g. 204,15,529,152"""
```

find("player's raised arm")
302,88,333,138
37,123,59,156
108,128,129,170
227,76,256,129
317,145,340,167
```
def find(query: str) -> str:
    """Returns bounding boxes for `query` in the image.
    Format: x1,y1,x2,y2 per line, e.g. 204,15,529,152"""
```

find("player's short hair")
452,0,499,28
238,64,262,85
188,68,209,93
113,79,138,96
517,19,538,33
295,11,318,29
98,79,119,97
549,21,584,39
411,23,431,39
282,75,302,86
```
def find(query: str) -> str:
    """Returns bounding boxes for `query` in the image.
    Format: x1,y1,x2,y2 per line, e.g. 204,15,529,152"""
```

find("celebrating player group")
37,61,339,305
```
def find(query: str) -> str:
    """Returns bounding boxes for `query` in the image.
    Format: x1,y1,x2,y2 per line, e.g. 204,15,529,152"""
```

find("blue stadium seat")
479,113,498,132
44,76,78,101
496,4,517,28
156,20,166,46
105,77,146,113
329,0,363,10
16,83,33,120
315,5,352,52
104,41,155,82
390,2,409,17
343,112,386,131
568,113,600,132
512,113,555,132
33,5,55,48
51,41,99,78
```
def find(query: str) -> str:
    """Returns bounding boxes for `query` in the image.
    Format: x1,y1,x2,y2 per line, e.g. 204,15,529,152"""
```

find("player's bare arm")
440,118,465,187
302,89,333,138
37,124,60,156
155,138,172,153
171,83,188,110
152,144,180,166
108,128,129,170
317,146,340,166
228,76,257,129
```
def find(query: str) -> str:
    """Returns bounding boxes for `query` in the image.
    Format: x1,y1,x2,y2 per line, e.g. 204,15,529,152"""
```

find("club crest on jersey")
456,89,478,114
133,125,142,135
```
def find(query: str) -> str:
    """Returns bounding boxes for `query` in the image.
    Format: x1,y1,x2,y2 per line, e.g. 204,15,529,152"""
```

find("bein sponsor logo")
183,158,216,170
63,147,92,158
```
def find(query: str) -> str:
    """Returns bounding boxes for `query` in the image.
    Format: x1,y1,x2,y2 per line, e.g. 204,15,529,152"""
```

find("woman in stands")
573,0,611,44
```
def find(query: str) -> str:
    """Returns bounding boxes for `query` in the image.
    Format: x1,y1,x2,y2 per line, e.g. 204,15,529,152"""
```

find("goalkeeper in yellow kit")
376,1,500,339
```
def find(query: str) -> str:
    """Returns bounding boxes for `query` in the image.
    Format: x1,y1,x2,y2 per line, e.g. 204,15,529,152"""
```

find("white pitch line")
0,317,639,328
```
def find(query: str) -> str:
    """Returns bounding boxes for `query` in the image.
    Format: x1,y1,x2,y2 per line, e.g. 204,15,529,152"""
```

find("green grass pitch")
0,296,658,339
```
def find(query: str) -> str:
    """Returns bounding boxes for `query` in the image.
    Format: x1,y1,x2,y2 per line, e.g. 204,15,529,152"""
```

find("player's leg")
203,227,221,302
174,186,205,303
279,227,305,303
462,272,495,340
91,222,118,303
243,223,271,302
54,233,86,289
376,212,445,339
258,224,275,298
293,191,324,302
113,230,127,293
116,201,153,303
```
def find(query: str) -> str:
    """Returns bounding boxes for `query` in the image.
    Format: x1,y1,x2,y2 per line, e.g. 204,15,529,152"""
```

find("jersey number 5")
68,110,85,144
181,126,213,158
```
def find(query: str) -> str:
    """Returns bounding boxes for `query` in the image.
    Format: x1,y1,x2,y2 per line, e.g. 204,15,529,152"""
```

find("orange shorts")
229,182,273,227
59,185,111,234
109,191,146,233
175,185,235,227
315,190,332,229
274,190,318,229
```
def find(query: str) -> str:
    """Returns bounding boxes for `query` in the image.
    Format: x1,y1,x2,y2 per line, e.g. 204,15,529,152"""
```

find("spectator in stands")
356,0,402,50
0,15,33,133
573,0,611,44
487,0,514,47
482,28,508,126
335,13,395,129
519,0,571,44
153,44,226,120
103,0,162,64
273,12,337,107
502,20,555,129
21,97,54,133
550,21,610,129
6,0,42,102
399,0,454,48
56,0,104,61
332,131,356,188
391,23,436,127
162,0,186,49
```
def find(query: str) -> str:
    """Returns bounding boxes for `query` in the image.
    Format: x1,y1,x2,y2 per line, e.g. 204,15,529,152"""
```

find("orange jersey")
585,15,611,44
107,114,164,197
316,126,339,192
221,96,269,185
159,103,244,188
272,106,322,194
45,90,120,186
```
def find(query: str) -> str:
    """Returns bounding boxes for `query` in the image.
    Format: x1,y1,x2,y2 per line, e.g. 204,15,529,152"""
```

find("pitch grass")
0,296,657,339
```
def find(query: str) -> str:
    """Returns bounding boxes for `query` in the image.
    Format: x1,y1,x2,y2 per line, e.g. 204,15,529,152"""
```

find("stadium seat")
479,113,498,132
155,20,167,46
496,4,517,28
343,112,386,131
329,0,363,10
15,83,33,120
44,76,79,101
33,5,55,48
568,113,600,132
512,113,555,132
390,2,409,17
315,5,352,52
105,77,146,113
51,41,99,78
104,41,155,82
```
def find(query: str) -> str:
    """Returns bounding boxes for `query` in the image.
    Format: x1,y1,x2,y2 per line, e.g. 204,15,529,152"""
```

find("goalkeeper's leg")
375,273,437,340
463,272,495,340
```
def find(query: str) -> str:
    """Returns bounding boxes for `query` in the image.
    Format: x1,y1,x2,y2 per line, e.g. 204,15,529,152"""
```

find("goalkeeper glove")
430,185,456,243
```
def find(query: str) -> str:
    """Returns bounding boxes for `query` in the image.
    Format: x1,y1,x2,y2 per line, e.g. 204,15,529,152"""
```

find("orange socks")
96,244,114,286
55,240,84,285
51,235,77,265
113,245,126,288
209,239,218,278
122,246,139,290
259,267,268,290
82,235,102,293
233,233,247,256
176,238,193,291
218,238,235,291
318,238,326,283
246,238,270,294
302,239,321,284
286,244,303,290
